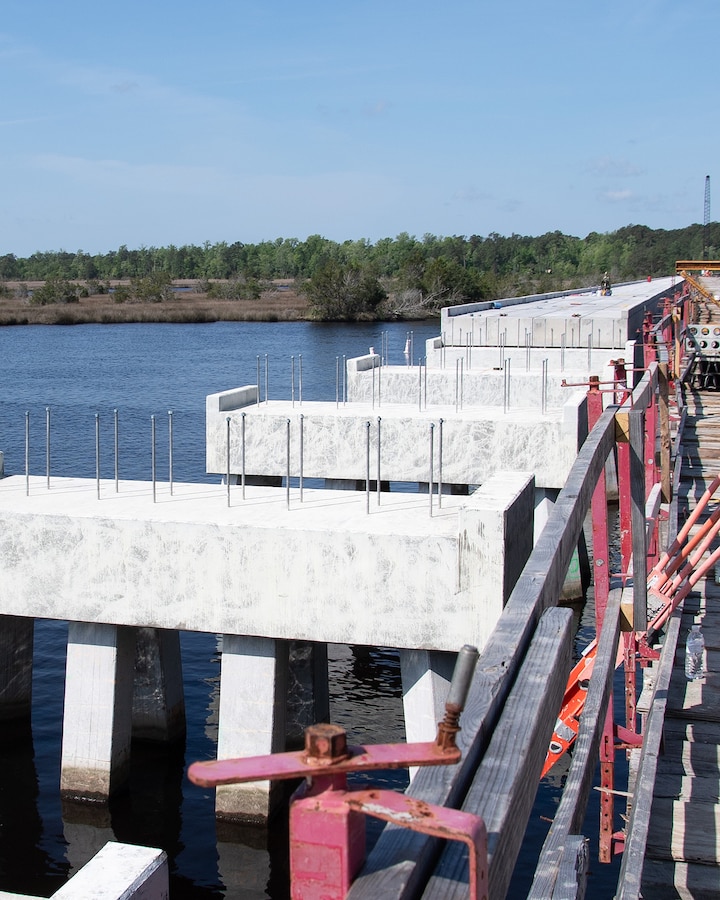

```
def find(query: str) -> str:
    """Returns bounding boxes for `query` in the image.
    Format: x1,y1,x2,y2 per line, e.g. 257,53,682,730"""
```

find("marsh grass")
0,282,308,326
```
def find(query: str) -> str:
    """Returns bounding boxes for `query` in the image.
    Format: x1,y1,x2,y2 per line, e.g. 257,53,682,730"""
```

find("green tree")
303,261,386,320
30,278,81,305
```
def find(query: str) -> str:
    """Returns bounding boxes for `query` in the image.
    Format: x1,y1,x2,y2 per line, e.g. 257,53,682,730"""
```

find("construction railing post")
658,362,671,502
588,376,610,623
629,408,648,631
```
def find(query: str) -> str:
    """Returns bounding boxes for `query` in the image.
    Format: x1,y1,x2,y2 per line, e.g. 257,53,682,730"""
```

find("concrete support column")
132,627,186,743
0,615,34,722
215,635,289,824
60,622,135,803
399,649,456,745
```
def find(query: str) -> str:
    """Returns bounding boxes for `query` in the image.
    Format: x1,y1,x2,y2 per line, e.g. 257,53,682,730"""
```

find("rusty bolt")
303,723,350,766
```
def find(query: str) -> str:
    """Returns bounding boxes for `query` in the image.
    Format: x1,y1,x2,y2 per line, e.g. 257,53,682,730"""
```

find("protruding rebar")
429,422,435,517
256,356,260,406
365,421,371,515
459,358,464,410
25,411,29,496
151,415,157,503
114,408,119,492
95,413,100,499
291,355,295,408
503,359,510,413
342,355,347,404
424,357,428,409
241,412,246,499
587,333,593,370
299,413,304,502
264,354,269,404
45,406,50,489
561,333,566,371
335,356,340,408
226,416,231,508
455,359,460,413
168,410,174,496
286,418,291,510
418,358,423,411
376,416,381,506
542,359,548,415
372,358,376,409
299,354,303,406
438,418,444,508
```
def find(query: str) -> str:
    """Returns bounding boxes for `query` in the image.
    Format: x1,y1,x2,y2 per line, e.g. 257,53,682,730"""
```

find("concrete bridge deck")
0,472,531,652
205,394,586,489
439,274,679,350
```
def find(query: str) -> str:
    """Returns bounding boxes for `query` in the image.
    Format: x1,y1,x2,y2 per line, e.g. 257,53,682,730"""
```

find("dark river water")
0,320,620,898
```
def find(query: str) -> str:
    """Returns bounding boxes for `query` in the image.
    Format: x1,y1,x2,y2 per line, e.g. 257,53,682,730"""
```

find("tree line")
1,222,718,319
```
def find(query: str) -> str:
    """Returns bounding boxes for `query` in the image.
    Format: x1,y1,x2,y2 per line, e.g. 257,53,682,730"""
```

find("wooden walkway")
641,383,720,898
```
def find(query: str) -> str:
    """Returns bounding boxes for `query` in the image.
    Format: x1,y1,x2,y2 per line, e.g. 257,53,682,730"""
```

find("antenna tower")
704,175,711,260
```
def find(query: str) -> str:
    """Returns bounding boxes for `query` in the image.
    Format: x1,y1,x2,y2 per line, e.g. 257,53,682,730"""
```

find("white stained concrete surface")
0,474,529,652
438,275,680,350
52,842,168,899
0,843,169,900
347,355,606,409
206,393,584,489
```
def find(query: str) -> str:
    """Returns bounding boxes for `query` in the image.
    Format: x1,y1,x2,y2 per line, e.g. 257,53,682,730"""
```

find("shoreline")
0,281,438,327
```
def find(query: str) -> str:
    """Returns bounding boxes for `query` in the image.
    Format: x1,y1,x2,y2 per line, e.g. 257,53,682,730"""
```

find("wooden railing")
349,300,687,898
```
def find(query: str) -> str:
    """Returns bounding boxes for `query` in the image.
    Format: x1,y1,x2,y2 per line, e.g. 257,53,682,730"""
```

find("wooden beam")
528,589,622,899
422,607,573,900
347,408,617,900
616,610,683,898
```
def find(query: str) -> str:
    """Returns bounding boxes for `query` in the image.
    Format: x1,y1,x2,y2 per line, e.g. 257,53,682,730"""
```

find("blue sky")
1,0,717,256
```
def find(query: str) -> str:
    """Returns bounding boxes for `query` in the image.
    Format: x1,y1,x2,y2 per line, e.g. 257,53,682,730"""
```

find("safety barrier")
189,285,693,897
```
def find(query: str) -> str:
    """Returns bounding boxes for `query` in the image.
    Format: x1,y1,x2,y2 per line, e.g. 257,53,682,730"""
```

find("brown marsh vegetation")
0,281,309,327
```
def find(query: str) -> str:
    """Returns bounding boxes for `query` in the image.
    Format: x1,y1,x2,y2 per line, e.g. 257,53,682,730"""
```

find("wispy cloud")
586,157,644,178
601,189,634,202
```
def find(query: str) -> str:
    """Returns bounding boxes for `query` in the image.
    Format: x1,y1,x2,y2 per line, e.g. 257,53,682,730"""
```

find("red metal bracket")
189,646,487,899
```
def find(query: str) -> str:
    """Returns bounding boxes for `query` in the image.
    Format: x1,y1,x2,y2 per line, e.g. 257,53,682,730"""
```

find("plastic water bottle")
685,624,705,681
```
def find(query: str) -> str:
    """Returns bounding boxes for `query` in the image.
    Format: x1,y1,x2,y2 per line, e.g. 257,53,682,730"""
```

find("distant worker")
600,272,612,296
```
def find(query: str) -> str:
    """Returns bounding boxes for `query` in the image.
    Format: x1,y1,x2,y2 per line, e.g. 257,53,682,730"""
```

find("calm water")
0,320,620,898
0,321,438,898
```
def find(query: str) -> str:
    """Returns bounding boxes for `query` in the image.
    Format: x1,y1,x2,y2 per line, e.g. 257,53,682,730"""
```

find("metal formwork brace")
189,645,487,900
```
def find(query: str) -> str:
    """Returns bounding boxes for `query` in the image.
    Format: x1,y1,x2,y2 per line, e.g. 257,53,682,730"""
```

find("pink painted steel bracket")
189,645,487,900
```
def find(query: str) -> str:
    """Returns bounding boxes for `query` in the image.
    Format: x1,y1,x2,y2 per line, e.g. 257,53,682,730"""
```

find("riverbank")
0,281,311,326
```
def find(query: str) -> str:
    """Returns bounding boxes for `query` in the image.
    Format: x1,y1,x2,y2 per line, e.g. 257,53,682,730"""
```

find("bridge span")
0,274,696,897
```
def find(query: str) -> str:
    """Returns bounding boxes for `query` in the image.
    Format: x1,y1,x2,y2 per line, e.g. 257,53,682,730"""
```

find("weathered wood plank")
666,660,720,723
646,796,720,864
629,363,657,413
642,858,720,898
553,837,589,900
657,740,720,777
347,408,617,900
421,607,573,900
529,590,622,900
663,717,720,745
651,769,720,802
